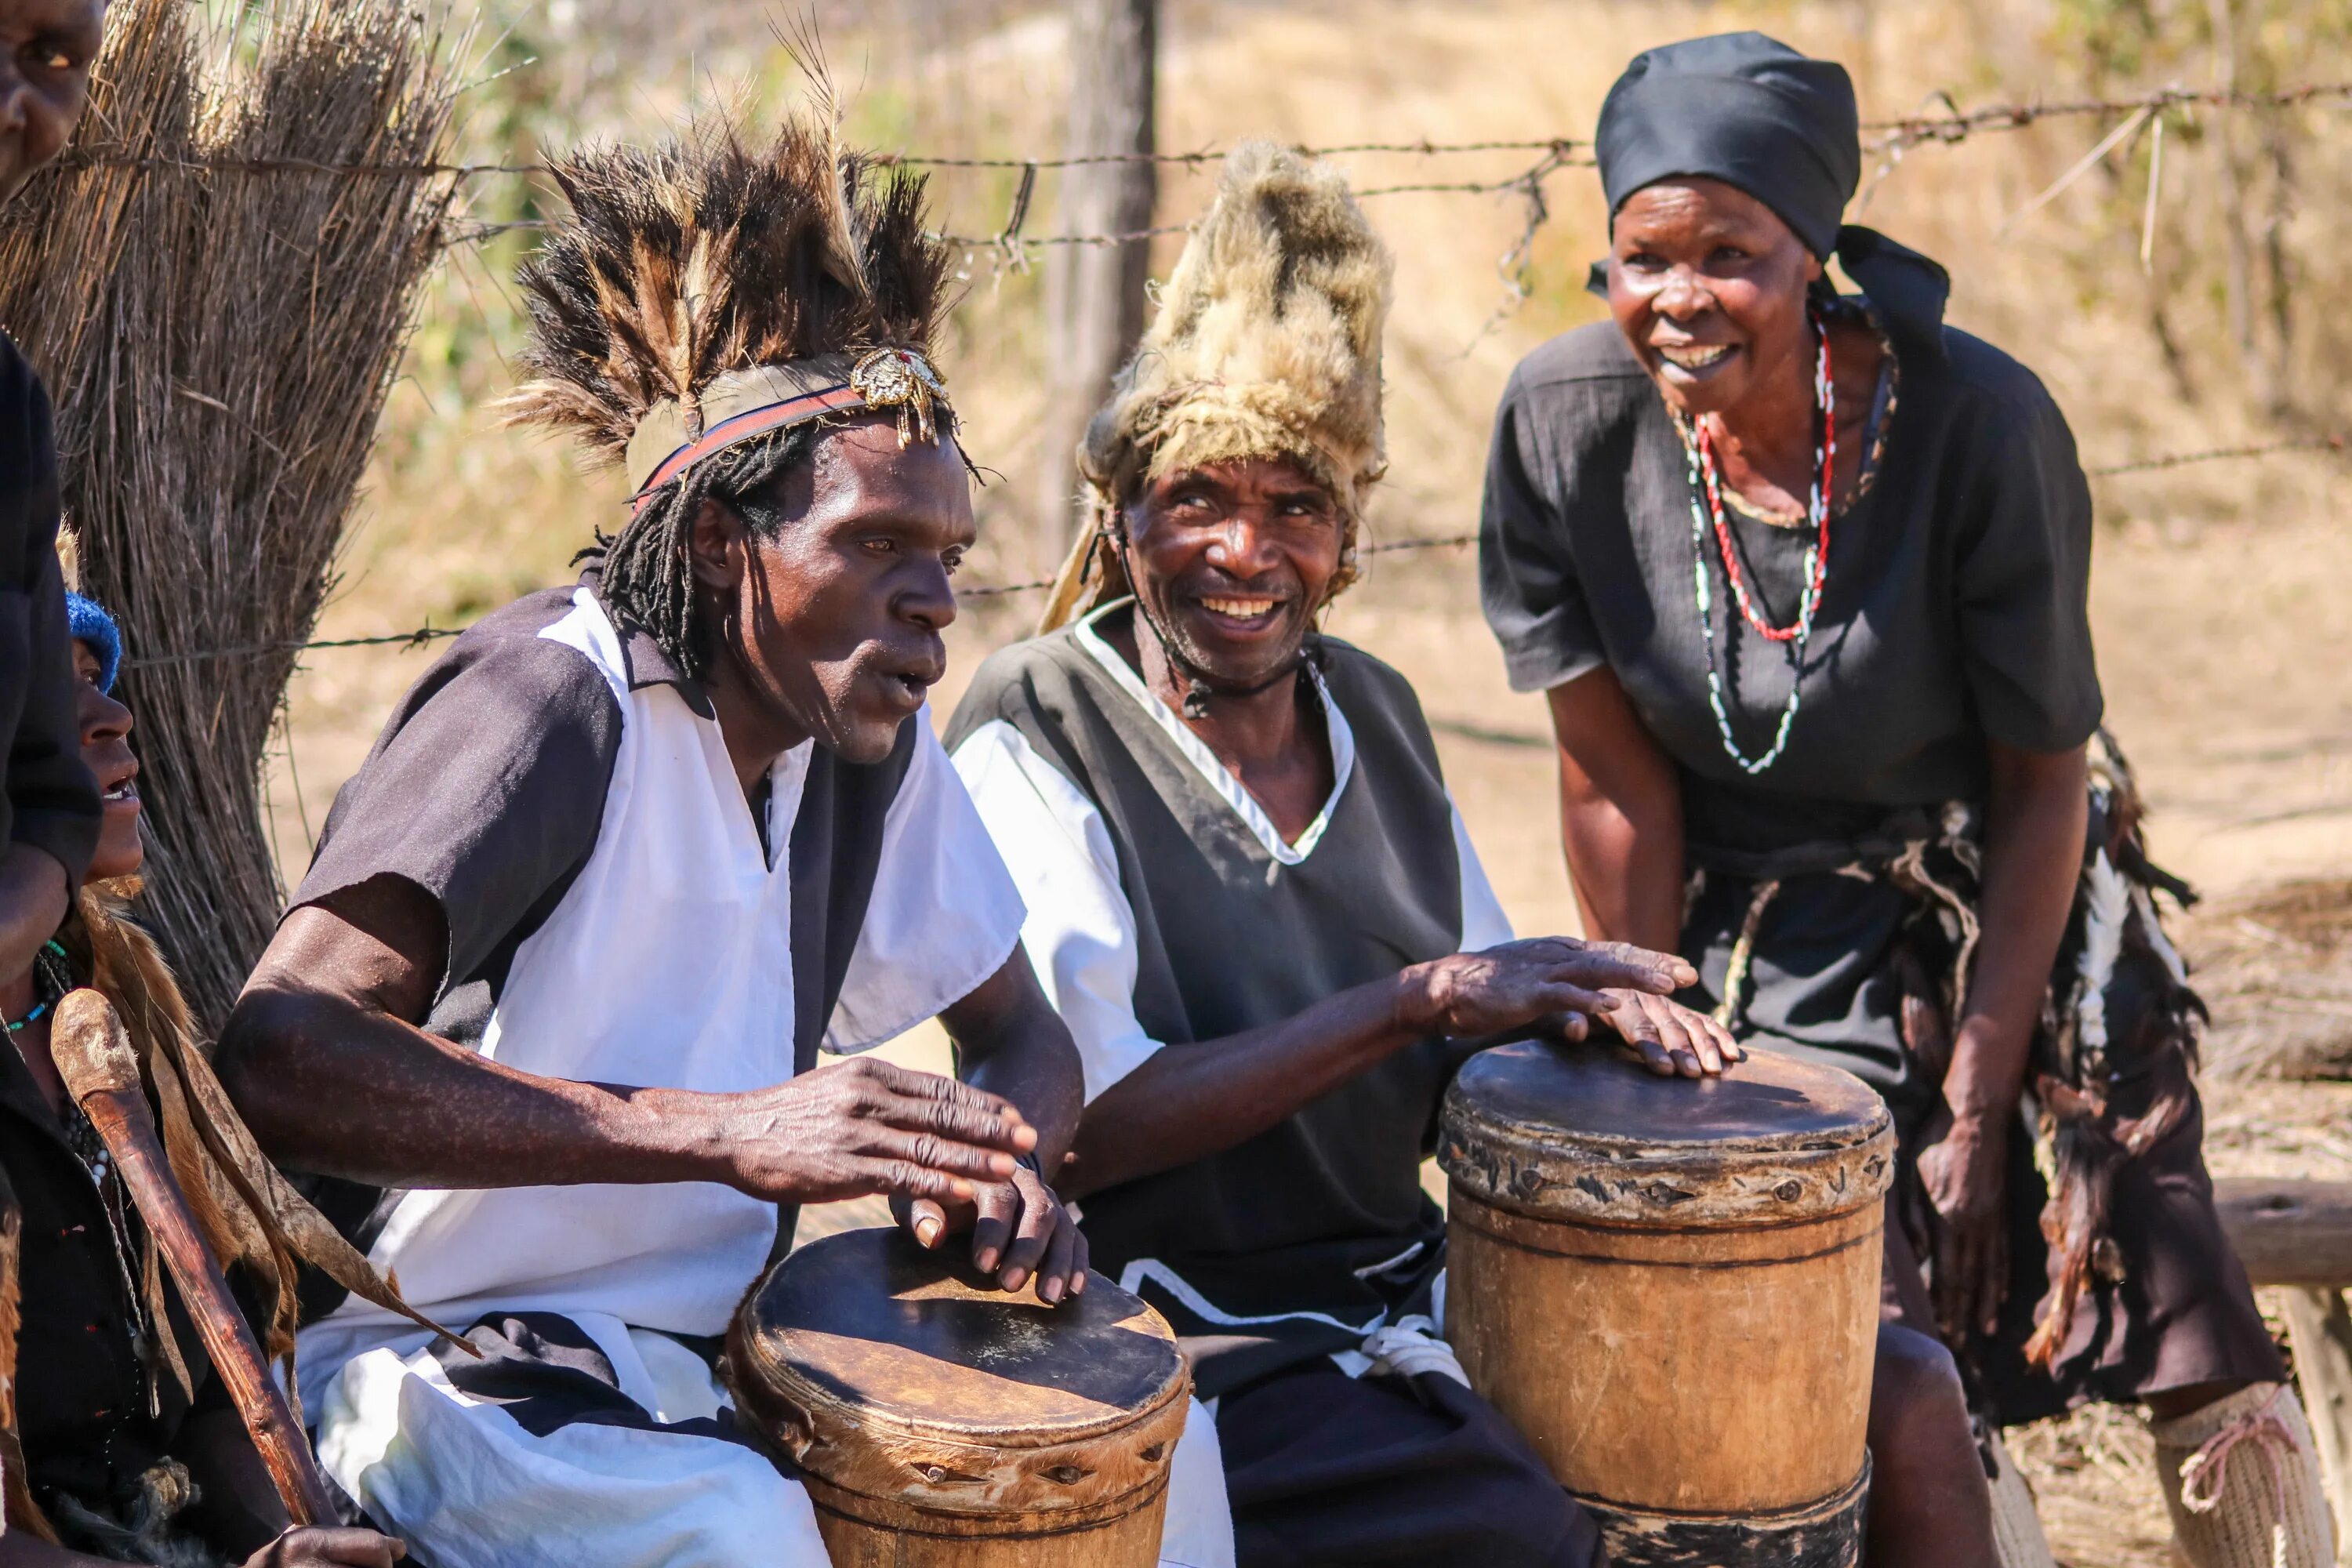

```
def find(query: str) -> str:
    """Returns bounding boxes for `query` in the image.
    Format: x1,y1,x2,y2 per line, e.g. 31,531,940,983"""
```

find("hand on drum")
1589,989,1745,1078
717,1056,1036,1206
1412,938,1738,1076
892,1158,1090,1305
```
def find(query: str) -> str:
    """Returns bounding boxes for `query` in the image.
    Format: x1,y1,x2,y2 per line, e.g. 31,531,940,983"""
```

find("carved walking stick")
49,989,337,1527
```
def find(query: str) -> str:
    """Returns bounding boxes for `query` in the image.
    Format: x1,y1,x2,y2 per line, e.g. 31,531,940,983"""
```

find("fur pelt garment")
1878,731,2205,1372
501,84,951,466
1042,140,1394,633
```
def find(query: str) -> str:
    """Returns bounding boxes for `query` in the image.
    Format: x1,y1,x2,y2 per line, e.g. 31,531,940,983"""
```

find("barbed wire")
1864,80,2352,154
2082,434,2347,475
114,430,2347,671
54,78,2352,184
118,530,1488,670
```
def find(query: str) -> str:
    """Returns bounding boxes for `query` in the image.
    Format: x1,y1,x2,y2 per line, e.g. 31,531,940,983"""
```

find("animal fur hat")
1042,141,1393,632
503,91,955,504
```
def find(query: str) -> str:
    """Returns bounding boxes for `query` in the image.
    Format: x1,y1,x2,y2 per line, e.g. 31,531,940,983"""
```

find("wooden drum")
725,1226,1191,1567
1439,1042,1895,1566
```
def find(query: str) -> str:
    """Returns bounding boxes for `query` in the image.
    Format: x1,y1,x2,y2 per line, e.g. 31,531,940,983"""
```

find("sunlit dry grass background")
257,5,2352,1561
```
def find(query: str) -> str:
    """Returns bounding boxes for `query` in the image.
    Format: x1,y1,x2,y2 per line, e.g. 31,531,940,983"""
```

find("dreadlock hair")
509,92,953,681
579,423,817,682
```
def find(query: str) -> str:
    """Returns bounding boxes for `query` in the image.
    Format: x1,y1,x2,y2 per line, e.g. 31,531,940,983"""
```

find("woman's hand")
1592,991,1745,1077
1403,938,1690,1041
242,1528,405,1567
718,1057,1036,1207
893,1158,1090,1305
1915,1105,2009,1344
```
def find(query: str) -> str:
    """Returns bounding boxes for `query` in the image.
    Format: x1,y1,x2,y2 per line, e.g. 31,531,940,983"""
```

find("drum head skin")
1441,1041,1894,1226
727,1227,1190,1523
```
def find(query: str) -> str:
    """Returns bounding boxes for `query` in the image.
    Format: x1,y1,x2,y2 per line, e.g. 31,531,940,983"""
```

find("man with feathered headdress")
946,143,1719,1568
212,103,1113,1567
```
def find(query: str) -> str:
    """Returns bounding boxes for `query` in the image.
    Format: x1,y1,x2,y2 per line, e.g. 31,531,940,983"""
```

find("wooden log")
2212,1178,2352,1288
2276,1286,2352,1568
49,989,336,1528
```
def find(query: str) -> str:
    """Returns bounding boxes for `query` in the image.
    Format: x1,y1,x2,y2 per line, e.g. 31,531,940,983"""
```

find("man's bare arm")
218,875,1033,1206
1064,938,1697,1200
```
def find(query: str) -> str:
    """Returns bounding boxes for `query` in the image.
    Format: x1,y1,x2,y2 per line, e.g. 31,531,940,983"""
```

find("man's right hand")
243,1528,405,1568
1403,938,1741,1077
714,1056,1036,1206
1403,938,1688,1041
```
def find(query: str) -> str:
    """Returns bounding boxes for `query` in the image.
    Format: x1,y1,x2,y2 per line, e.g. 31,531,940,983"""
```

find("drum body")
1439,1043,1894,1567
727,1227,1190,1567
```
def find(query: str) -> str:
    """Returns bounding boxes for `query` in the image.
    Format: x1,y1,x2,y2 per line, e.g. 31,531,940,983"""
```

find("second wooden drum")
1440,1041,1895,1567
726,1227,1191,1567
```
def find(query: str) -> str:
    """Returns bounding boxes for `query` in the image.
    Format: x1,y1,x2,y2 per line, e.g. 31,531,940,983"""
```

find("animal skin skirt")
1679,735,2283,1425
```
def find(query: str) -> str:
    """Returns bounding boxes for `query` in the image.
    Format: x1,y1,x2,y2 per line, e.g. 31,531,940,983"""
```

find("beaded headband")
622,347,951,514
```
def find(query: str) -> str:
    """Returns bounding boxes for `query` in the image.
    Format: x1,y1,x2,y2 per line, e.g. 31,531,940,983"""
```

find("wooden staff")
50,988,336,1527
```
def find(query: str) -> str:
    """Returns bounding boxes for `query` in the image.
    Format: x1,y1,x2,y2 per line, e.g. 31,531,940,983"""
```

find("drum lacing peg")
1042,1465,1090,1485
915,1461,986,1486
1138,1443,1166,1463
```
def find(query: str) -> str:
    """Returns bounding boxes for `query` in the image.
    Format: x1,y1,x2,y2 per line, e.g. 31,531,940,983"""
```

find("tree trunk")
1035,0,1157,567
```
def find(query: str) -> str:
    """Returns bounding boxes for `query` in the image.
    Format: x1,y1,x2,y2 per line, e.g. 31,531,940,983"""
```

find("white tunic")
298,586,1027,1392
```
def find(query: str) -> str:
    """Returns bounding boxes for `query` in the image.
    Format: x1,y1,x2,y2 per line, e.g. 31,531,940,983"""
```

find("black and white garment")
283,578,1044,1568
948,604,1604,1568
945,601,1513,1396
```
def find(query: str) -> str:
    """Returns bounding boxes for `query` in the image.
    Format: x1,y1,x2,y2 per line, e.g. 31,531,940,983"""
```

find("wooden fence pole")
1034,0,1157,568
2278,1286,2352,1566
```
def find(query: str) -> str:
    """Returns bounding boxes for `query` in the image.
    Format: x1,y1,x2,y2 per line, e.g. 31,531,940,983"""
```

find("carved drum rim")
1439,1048,1896,1228
728,1281,1192,1523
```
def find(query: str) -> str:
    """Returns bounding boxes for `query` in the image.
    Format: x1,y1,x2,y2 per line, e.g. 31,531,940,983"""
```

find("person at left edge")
2,553,406,1568
214,113,1197,1568
0,0,107,1076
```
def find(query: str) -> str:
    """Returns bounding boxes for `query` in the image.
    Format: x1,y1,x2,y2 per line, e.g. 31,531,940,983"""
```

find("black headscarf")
1588,32,1951,357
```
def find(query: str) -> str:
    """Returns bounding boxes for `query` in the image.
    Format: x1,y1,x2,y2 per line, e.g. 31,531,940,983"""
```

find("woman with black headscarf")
1480,32,2329,1568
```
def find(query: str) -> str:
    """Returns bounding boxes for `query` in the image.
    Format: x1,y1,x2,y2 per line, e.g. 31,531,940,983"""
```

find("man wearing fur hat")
215,113,1211,1568
945,143,1726,1568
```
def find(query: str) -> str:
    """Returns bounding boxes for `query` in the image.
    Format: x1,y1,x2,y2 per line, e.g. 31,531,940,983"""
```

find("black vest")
948,610,1468,1396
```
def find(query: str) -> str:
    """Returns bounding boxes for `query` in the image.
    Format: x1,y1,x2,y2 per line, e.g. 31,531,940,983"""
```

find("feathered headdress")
1041,141,1393,633
503,89,955,510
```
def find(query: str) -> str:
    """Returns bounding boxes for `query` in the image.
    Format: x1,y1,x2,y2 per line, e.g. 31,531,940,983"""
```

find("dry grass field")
247,3,2352,1563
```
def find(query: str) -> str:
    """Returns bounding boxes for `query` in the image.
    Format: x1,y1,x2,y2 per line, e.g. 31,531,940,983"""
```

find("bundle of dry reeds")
0,0,463,1033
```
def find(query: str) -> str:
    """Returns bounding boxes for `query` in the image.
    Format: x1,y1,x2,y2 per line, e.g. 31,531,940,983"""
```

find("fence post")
1035,0,1157,567
2278,1286,2352,1565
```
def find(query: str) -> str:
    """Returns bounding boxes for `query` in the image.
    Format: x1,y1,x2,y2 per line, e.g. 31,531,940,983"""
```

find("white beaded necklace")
1683,318,1835,776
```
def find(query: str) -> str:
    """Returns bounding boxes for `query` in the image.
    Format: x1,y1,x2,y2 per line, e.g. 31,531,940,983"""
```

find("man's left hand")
893,1159,1090,1305
1915,1107,2009,1345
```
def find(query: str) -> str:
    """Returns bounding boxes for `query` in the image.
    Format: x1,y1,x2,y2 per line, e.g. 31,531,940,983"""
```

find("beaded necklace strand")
3,938,69,1033
1686,314,1835,775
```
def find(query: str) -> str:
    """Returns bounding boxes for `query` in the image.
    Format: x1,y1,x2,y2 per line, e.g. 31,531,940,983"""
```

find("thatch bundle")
0,0,463,1032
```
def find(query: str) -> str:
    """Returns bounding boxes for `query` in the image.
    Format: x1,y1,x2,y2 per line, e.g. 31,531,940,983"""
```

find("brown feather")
503,89,947,463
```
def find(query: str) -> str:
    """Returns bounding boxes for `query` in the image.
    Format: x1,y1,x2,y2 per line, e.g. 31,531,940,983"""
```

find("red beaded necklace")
1690,315,1835,644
